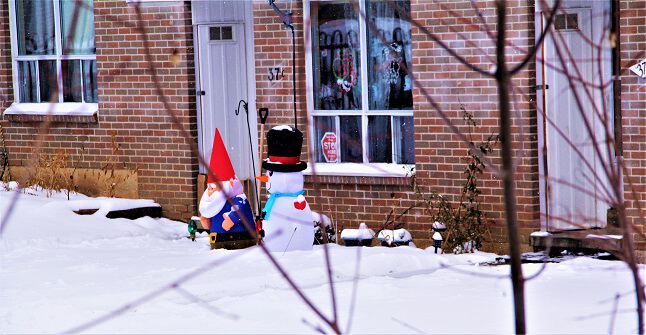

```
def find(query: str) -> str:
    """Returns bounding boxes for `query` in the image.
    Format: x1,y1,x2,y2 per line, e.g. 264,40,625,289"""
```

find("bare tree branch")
509,0,561,75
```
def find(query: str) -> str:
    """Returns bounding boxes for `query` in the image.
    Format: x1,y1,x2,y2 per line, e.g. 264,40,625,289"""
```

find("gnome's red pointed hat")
207,129,237,184
262,125,307,173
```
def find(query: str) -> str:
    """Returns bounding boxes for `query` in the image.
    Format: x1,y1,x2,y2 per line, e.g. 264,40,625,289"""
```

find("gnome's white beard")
199,179,244,218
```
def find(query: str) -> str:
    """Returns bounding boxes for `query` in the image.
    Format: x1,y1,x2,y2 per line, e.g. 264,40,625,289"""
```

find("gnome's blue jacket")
209,195,255,234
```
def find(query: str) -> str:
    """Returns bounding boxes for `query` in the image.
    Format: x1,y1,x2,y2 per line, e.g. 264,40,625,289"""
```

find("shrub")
409,108,498,253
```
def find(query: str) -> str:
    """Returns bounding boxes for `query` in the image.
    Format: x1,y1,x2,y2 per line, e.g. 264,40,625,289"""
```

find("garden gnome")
257,125,314,252
199,129,256,250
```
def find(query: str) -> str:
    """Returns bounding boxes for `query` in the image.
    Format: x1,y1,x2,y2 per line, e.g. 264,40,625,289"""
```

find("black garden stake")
268,0,298,130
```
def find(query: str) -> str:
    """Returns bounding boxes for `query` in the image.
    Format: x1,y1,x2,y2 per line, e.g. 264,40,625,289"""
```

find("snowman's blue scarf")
262,190,304,220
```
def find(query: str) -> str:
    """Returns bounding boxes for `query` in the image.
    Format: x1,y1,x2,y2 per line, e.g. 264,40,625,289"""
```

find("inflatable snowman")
259,125,314,252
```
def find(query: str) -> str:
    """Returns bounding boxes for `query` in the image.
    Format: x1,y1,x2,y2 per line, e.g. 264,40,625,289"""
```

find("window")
209,26,234,41
9,0,97,109
554,13,579,31
307,0,415,175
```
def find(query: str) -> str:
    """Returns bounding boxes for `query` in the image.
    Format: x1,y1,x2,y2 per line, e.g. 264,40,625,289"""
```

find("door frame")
193,2,257,175
535,0,617,231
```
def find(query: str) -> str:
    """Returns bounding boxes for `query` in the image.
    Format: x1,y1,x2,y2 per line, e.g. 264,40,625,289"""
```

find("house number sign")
268,67,285,81
629,59,646,78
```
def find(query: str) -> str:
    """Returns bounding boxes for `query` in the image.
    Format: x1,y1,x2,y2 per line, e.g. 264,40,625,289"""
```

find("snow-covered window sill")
303,163,414,178
3,103,98,123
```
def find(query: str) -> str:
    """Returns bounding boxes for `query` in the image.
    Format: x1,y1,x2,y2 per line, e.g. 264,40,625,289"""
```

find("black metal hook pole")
268,0,297,130
291,25,297,130
235,99,261,216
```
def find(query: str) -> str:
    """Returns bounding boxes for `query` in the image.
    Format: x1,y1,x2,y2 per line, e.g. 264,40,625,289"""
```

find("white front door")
197,23,257,180
537,1,614,231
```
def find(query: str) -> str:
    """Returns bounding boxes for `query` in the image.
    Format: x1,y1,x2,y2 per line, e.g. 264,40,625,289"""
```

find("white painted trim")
311,109,413,116
304,163,414,177
193,24,206,173
390,115,396,163
358,0,369,164
243,0,259,178
304,0,317,167
53,0,64,103
535,10,548,232
8,0,19,102
4,102,98,116
13,55,96,61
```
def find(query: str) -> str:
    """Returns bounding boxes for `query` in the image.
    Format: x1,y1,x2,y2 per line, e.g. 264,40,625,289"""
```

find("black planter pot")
380,241,410,247
343,239,373,247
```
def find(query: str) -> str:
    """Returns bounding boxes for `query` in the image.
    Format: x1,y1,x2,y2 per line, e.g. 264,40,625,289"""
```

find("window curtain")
368,115,392,162
18,61,38,102
393,116,414,164
61,0,96,55
16,0,55,55
366,0,413,110
312,1,362,111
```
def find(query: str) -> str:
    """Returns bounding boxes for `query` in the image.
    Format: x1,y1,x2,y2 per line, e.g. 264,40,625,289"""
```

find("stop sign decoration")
321,132,338,163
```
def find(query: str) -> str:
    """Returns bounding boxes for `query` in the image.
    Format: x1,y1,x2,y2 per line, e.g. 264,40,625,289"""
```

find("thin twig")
608,293,621,335
344,246,362,334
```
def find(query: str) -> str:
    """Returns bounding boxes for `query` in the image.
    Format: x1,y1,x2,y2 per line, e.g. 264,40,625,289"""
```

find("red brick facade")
0,1,644,255
252,0,537,251
0,1,198,219
619,0,646,256
253,0,645,252
0,2,12,115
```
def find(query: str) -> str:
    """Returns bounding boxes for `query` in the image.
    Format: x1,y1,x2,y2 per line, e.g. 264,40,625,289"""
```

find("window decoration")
309,0,415,169
312,2,361,111
11,0,97,104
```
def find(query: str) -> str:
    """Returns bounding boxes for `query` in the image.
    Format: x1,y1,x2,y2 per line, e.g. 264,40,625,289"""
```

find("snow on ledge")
4,102,98,116
530,231,551,237
378,229,412,242
304,163,414,177
586,234,623,240
50,198,160,217
341,223,375,240
272,124,293,131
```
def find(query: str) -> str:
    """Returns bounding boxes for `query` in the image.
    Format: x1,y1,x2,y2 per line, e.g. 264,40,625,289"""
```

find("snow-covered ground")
0,183,642,334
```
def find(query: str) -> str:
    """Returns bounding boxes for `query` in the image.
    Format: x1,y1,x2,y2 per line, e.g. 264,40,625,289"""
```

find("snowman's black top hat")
262,125,307,173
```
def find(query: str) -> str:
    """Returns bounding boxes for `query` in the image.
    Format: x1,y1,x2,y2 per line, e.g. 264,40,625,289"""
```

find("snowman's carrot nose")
255,175,269,183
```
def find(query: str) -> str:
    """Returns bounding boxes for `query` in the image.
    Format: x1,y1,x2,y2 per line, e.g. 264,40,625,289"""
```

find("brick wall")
0,1,198,220
1,0,642,255
253,0,540,251
620,0,646,258
252,1,428,246
251,0,645,255
410,0,539,253
0,1,12,111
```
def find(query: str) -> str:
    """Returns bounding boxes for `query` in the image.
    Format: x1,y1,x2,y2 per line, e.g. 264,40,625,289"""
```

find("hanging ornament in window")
381,42,403,85
333,48,358,93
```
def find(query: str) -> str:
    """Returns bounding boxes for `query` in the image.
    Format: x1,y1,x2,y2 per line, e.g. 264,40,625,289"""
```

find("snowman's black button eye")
269,171,273,176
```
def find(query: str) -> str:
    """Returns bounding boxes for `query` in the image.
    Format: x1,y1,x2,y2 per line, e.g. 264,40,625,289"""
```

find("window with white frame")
307,0,415,173
10,0,97,106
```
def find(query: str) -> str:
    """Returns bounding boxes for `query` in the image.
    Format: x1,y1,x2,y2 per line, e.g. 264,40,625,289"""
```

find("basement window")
5,0,98,117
